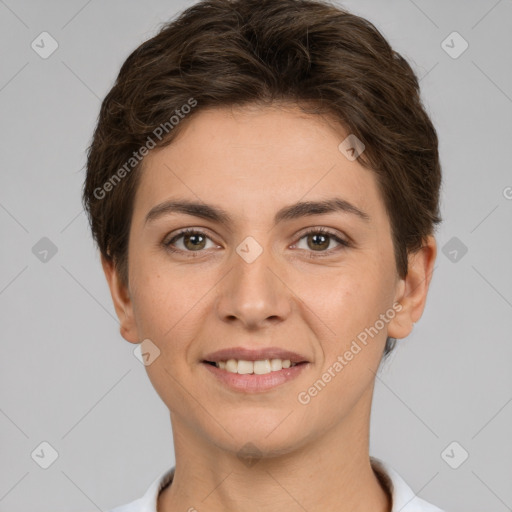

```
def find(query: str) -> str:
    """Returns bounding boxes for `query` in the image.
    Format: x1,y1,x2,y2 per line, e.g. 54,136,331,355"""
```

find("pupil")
186,234,205,250
309,234,329,251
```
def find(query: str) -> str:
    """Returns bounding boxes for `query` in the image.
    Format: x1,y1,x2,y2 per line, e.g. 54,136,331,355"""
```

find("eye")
293,227,351,256
163,228,218,254
163,227,351,258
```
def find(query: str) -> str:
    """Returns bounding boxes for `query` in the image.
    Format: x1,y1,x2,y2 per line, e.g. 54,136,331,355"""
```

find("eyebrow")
144,197,371,227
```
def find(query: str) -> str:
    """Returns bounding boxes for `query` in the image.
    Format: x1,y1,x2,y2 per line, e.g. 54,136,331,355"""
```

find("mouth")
201,358,310,392
200,347,310,391
202,359,307,374
202,346,309,370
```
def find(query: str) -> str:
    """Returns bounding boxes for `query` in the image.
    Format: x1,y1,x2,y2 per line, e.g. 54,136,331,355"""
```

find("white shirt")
108,458,445,512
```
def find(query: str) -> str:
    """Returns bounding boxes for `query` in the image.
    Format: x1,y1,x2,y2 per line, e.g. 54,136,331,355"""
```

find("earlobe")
387,236,437,340
100,255,140,344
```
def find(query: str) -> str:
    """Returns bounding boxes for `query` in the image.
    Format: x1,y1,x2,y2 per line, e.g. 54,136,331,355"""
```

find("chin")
208,416,309,458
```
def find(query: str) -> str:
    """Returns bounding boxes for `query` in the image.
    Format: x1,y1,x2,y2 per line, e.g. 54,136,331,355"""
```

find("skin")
102,104,437,512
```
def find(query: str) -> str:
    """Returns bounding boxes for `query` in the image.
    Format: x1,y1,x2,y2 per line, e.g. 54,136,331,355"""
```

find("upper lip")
202,347,309,364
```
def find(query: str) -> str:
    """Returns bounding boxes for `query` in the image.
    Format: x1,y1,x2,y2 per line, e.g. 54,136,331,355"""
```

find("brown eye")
294,228,350,256
306,232,330,251
182,232,207,251
164,229,216,253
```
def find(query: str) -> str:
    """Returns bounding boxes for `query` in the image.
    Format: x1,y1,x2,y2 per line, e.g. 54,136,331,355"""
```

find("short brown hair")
83,0,442,356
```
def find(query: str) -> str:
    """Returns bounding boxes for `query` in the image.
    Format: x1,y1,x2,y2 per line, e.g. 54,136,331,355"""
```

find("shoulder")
107,498,145,512
105,467,175,512
371,457,445,512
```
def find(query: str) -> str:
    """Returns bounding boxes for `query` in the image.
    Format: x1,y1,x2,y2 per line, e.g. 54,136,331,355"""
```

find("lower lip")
201,362,310,392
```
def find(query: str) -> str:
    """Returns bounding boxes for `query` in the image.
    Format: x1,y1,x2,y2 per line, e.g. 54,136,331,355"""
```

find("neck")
158,387,391,512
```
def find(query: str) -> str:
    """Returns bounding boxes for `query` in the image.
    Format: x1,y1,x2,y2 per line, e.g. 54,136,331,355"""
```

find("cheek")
293,260,391,340
296,275,388,417
130,259,214,351
297,262,392,390
129,269,205,404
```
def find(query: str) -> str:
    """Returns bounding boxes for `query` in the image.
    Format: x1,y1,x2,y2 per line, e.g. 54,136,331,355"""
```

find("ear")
387,235,437,340
101,255,139,344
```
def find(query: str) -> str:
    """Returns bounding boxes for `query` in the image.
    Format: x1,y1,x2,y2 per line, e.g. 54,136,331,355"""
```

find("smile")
205,358,299,374
201,359,310,392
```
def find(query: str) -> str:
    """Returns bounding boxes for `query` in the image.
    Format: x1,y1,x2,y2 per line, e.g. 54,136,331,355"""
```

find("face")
103,104,435,458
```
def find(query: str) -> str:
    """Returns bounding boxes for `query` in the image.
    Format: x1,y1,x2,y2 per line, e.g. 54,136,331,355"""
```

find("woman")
83,0,444,510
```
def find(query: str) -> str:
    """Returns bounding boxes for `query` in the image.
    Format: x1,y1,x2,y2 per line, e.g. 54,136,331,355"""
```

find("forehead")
133,105,388,230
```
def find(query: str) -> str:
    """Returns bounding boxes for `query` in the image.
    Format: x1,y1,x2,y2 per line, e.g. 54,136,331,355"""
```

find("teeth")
216,358,297,374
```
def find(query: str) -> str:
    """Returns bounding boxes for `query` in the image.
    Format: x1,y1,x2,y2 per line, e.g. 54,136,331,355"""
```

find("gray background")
0,0,511,511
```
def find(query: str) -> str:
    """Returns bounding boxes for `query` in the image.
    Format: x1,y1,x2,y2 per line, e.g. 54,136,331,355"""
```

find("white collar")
108,458,444,512
371,458,444,511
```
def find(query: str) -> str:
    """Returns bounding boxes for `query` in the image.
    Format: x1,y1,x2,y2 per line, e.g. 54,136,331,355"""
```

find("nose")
214,242,292,330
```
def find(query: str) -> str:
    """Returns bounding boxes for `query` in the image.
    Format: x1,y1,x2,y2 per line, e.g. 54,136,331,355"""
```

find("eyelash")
163,227,351,258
